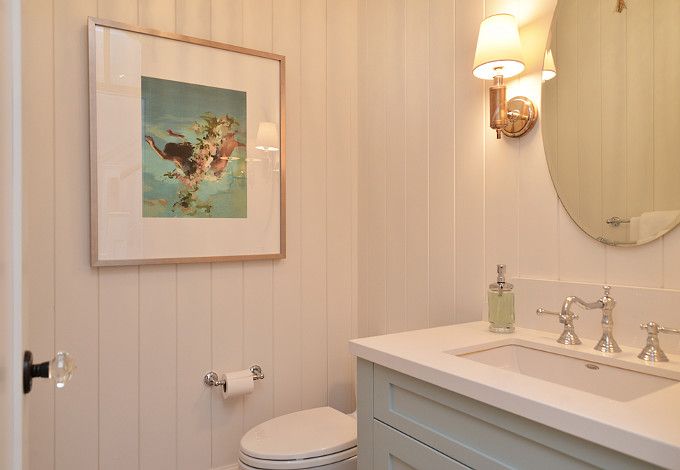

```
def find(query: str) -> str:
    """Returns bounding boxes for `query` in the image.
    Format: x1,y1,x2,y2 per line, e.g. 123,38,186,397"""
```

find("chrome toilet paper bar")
250,365,265,380
204,365,265,387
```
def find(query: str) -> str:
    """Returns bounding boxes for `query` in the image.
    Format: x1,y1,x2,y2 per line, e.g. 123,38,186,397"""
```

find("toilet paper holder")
204,365,265,387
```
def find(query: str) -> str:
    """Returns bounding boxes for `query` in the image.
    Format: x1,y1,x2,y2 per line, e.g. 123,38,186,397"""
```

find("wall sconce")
542,49,556,81
472,14,537,139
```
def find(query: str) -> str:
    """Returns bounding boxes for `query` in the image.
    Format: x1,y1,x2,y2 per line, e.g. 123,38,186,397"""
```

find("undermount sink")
451,342,680,402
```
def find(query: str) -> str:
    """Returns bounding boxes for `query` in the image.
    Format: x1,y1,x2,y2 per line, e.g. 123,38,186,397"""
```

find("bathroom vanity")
350,322,680,469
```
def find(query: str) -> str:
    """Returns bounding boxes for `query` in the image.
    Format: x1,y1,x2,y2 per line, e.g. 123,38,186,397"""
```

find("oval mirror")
541,0,680,246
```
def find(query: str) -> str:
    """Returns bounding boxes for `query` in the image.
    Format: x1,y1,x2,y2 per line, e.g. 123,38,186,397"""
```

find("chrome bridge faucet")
537,286,621,352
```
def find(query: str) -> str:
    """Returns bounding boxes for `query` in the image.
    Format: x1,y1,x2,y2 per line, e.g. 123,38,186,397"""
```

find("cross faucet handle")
536,308,579,322
535,307,581,345
640,322,680,335
638,322,680,362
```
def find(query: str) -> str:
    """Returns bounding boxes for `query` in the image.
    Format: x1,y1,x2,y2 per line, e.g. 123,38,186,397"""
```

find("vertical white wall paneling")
356,0,369,340
242,0,275,431
28,1,363,468
99,267,139,470
176,0,211,39
139,265,177,470
453,0,486,324
299,0,328,408
97,0,137,23
404,0,430,331
271,0,304,418
244,0,273,52
211,0,243,46
516,0,560,281
242,262,274,430
31,1,680,469
53,1,99,469
384,0,406,335
663,229,680,289
22,0,55,468
558,205,606,283
139,0,175,32
607,239,664,288
210,263,244,468
361,0,388,338
427,0,456,327
326,0,358,414
176,265,212,470
348,1,360,411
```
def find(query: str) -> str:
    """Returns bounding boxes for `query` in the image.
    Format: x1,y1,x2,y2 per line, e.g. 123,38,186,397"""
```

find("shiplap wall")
23,1,357,469
359,0,680,338
357,0,486,338
24,0,680,468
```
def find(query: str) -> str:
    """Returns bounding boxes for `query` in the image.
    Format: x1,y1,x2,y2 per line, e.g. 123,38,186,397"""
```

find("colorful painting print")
142,77,247,218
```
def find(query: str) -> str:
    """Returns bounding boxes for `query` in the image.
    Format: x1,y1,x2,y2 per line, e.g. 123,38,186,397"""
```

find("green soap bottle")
488,264,515,333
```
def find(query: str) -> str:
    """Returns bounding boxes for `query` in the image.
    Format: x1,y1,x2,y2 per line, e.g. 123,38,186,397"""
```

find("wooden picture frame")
88,17,285,266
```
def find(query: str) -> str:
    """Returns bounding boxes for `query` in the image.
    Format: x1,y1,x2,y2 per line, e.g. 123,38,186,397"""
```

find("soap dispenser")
488,264,515,333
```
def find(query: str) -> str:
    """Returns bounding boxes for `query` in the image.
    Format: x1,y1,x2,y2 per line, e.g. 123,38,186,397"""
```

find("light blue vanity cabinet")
357,358,663,470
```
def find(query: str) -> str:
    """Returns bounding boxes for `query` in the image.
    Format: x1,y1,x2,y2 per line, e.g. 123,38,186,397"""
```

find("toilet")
238,406,357,470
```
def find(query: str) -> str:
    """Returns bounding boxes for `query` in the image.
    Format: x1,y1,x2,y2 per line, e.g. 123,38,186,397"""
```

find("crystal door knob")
23,350,75,394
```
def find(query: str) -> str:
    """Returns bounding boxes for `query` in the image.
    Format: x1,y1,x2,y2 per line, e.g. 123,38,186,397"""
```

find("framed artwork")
88,17,285,266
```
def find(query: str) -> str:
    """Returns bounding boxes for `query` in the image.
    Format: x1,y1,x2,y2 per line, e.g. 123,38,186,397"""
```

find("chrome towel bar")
606,216,630,227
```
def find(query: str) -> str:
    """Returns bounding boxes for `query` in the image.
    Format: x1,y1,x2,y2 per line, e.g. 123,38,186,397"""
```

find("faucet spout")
562,287,620,353
537,286,621,352
563,296,604,313
594,286,621,353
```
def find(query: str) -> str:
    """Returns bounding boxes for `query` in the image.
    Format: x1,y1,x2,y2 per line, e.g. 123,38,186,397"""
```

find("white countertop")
349,321,680,469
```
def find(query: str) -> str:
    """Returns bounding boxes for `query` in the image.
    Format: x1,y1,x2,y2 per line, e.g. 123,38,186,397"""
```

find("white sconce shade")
255,122,279,151
472,14,525,80
542,49,557,81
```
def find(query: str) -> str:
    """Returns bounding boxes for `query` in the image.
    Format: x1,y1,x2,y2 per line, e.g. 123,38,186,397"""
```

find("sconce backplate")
502,96,537,138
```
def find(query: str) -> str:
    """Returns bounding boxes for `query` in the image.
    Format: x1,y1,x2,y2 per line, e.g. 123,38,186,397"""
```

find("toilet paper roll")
220,369,254,399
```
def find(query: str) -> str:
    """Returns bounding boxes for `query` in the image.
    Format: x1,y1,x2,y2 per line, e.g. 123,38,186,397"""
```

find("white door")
0,0,23,468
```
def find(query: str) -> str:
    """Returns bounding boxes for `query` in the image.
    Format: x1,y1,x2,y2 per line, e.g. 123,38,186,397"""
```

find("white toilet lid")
240,407,357,461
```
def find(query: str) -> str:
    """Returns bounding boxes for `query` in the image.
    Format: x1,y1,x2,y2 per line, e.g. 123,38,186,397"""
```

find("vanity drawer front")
374,420,471,470
373,365,660,470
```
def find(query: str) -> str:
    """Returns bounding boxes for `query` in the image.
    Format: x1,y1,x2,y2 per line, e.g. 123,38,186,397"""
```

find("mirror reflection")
542,0,680,246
